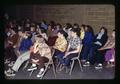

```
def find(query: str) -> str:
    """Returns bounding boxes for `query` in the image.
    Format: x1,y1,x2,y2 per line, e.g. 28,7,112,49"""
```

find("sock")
40,68,44,71
32,64,36,67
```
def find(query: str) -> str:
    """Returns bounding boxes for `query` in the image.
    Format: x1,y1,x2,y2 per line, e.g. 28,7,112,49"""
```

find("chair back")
78,44,83,58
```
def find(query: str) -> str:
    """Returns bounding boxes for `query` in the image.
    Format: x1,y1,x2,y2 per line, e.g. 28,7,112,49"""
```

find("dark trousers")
63,48,78,66
54,49,65,64
47,36,58,46
5,46,17,61
89,44,101,65
96,49,109,64
30,52,49,69
81,45,93,61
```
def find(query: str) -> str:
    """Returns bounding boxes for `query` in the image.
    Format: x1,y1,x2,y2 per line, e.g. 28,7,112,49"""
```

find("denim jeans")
12,51,30,72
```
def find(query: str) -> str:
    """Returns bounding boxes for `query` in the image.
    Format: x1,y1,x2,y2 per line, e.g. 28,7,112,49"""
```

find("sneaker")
6,68,12,73
59,64,65,71
4,59,10,64
27,66,37,71
81,60,86,63
8,61,14,67
106,64,115,68
95,64,103,70
83,61,90,67
36,69,44,78
4,69,16,77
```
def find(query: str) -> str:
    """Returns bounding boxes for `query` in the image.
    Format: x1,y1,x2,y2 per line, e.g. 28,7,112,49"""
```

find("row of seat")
22,45,83,79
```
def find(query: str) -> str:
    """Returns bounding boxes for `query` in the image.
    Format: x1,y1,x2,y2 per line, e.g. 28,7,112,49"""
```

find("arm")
68,45,80,54
66,43,70,52
99,42,115,50
64,45,80,58
33,43,39,53
102,42,115,49
98,40,110,50
102,39,110,48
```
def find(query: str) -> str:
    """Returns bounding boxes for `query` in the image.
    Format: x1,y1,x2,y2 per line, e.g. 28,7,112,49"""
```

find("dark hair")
66,23,72,29
37,35,42,38
81,24,86,29
56,23,62,28
73,23,79,28
41,29,46,33
86,25,94,36
27,33,32,39
100,26,108,35
57,30,68,39
41,20,47,24
113,29,115,32
70,28,80,37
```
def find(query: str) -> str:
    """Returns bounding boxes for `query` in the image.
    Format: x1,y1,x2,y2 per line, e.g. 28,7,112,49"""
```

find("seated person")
18,32,33,54
98,29,115,68
27,35,52,78
81,25,94,66
62,28,82,68
4,32,33,77
4,29,20,66
47,26,58,46
89,27,108,69
53,30,67,64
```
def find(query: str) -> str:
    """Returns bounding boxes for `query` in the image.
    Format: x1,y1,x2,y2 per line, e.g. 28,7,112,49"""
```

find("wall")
15,5,115,36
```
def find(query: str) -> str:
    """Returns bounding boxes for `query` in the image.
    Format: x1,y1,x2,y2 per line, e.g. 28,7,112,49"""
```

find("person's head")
99,27,108,35
18,30,22,36
70,28,79,37
80,24,86,31
112,29,115,38
41,20,46,25
27,32,32,39
56,23,62,30
48,24,52,29
73,23,79,29
30,26,36,32
57,30,68,38
23,32,28,39
35,35,45,43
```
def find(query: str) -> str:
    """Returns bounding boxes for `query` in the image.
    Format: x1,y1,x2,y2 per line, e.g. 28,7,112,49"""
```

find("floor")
4,60,115,80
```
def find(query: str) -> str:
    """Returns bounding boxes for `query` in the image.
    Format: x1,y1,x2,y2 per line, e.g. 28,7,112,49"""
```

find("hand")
32,59,39,63
98,47,105,50
17,50,21,56
8,41,13,44
63,52,70,58
98,48,103,50
63,56,66,59
13,45,16,48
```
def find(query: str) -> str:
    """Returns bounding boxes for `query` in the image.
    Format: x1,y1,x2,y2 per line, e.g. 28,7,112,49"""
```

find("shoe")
4,59,10,64
81,60,86,63
83,61,90,67
6,68,12,73
59,64,65,71
4,70,16,77
95,64,103,70
8,62,14,67
106,64,115,68
36,69,44,78
27,66,37,71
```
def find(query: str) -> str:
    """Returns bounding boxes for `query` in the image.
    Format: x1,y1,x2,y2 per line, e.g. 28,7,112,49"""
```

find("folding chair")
28,49,56,79
69,44,83,75
22,60,29,70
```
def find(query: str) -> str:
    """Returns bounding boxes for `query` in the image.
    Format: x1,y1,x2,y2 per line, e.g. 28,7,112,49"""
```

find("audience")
4,16,115,78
